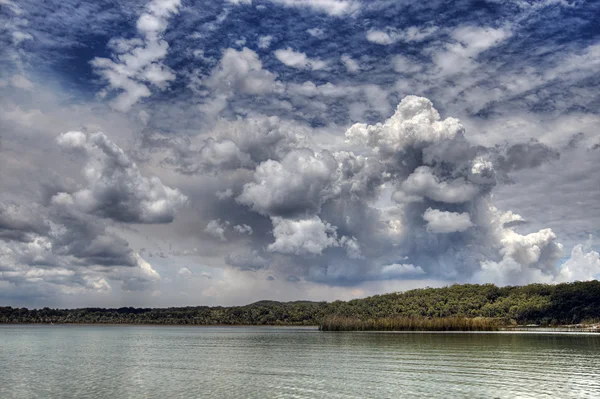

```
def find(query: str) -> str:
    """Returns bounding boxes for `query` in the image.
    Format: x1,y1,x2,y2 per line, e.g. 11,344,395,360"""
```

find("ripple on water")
0,326,599,398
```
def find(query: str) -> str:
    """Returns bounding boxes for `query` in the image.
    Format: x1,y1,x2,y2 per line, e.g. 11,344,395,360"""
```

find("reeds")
319,315,499,331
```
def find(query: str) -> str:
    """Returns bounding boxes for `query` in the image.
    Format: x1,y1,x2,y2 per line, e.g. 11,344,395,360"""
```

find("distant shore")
502,325,600,333
1,322,598,333
3,281,600,329
0,322,319,327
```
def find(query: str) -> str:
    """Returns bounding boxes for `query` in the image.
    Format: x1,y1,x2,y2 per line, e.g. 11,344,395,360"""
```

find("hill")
1,281,599,327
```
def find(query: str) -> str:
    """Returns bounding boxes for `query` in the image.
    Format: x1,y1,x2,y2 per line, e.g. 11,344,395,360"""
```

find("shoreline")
3,281,600,330
0,322,320,327
502,326,600,333
1,323,598,333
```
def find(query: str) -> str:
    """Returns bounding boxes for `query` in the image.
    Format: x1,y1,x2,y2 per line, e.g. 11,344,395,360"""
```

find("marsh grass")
319,315,499,331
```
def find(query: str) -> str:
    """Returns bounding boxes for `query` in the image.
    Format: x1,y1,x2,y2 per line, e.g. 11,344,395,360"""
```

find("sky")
1,0,600,308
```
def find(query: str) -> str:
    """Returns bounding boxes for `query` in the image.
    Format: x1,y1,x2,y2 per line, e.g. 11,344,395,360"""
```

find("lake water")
1,326,599,398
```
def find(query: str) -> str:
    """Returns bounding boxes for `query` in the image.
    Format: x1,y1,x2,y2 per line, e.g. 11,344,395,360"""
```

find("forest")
1,281,599,328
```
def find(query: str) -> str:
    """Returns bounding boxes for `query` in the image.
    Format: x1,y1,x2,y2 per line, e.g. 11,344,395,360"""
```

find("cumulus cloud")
141,94,593,286
423,208,474,233
237,149,339,217
192,47,285,119
340,236,363,259
193,139,253,173
205,220,227,241
331,95,574,283
0,201,161,296
499,228,562,268
274,48,328,70
268,216,339,255
398,166,481,204
495,140,560,175
155,115,303,174
471,207,565,285
234,224,253,235
55,131,187,223
0,203,49,243
5,0,598,308
346,95,464,157
91,0,181,111
47,207,138,268
558,236,600,282
201,47,283,95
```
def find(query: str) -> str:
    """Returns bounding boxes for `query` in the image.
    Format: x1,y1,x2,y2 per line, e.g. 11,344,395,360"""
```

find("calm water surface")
1,325,599,398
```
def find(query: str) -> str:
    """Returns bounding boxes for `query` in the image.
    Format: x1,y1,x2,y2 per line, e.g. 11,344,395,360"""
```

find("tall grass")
319,316,499,331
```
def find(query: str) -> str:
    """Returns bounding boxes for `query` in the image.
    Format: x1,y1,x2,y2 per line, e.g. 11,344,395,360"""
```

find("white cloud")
307,28,325,38
274,48,328,70
10,75,34,90
195,139,253,172
233,224,253,235
258,35,274,49
204,47,282,95
366,26,438,45
500,228,561,267
399,167,480,204
195,47,284,118
366,30,395,45
205,220,227,241
91,0,181,111
0,105,44,127
545,43,600,81
11,31,32,44
346,95,464,157
392,55,423,74
340,236,362,259
237,149,338,216
558,236,600,282
268,216,339,255
423,208,474,233
135,253,160,280
431,26,511,75
380,263,425,278
3,0,600,308
341,54,360,73
268,0,358,16
216,189,234,200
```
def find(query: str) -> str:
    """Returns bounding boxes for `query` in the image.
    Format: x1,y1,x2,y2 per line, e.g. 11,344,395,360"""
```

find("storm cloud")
55,131,187,224
1,0,599,307
144,95,589,287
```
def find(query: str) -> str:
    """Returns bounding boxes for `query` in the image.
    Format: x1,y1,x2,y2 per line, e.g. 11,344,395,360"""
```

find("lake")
0,326,599,398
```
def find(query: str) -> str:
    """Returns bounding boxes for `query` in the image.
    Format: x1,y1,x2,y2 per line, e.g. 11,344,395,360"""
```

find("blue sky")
1,0,600,307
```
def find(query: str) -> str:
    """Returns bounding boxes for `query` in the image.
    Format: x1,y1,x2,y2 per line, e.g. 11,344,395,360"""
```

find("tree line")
1,281,599,326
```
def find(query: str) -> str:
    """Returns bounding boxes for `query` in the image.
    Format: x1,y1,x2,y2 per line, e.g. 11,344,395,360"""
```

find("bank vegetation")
1,281,599,330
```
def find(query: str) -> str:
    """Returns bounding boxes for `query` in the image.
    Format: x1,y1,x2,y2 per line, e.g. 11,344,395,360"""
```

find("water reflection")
1,326,598,398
